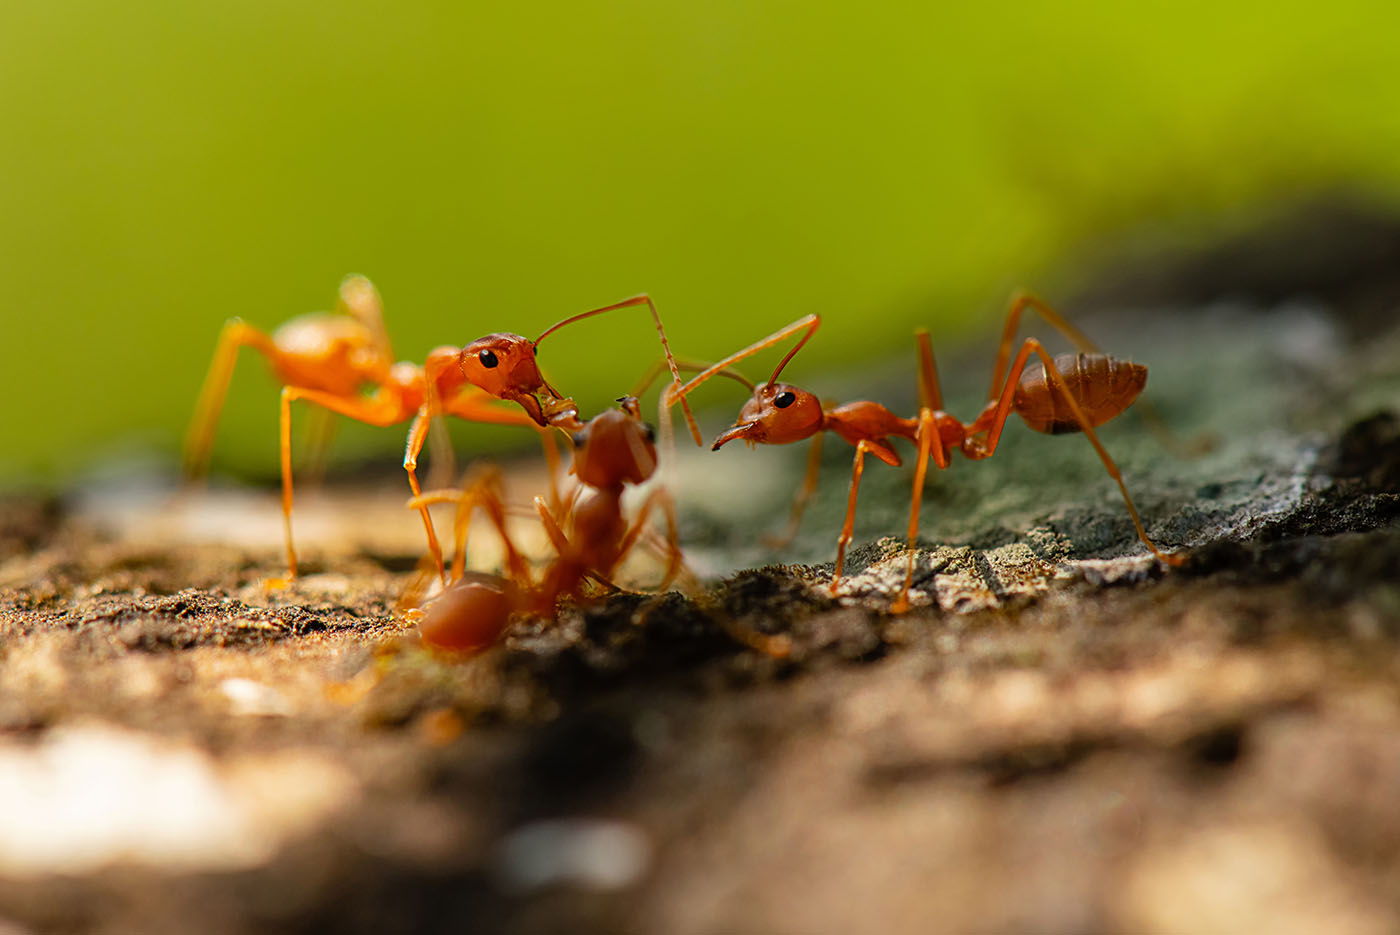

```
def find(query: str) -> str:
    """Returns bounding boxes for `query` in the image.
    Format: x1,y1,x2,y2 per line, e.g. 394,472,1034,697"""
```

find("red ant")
665,292,1186,613
406,396,688,654
186,279,695,584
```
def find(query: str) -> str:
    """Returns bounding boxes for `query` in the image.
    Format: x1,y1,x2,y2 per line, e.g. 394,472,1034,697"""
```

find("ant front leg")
403,411,450,585
275,386,411,584
977,339,1185,567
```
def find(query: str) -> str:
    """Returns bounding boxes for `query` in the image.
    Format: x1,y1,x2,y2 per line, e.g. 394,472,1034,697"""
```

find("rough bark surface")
1,231,1399,933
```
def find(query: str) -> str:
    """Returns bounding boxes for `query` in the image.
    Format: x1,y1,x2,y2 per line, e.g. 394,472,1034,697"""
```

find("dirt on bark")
2,217,1399,933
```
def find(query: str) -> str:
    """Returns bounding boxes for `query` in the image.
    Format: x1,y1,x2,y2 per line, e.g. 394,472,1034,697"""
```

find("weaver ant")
185,279,694,584
665,292,1186,612
406,396,687,653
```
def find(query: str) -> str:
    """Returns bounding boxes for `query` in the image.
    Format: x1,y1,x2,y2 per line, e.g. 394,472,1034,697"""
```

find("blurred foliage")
2,0,1399,480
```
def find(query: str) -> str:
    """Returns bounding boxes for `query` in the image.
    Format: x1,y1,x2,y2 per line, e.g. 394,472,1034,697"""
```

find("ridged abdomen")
1013,353,1147,435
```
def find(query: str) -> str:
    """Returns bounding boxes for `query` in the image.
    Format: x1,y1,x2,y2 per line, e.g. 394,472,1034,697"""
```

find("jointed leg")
277,386,412,582
409,469,531,586
985,292,1210,457
403,412,448,584
533,496,572,557
184,320,280,479
763,433,824,549
439,386,565,511
976,339,1183,566
914,328,945,412
893,407,951,613
987,292,1101,401
298,406,340,487
831,440,874,594
613,486,689,590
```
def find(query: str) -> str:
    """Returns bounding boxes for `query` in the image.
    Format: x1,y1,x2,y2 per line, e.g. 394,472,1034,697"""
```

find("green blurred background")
3,0,1399,482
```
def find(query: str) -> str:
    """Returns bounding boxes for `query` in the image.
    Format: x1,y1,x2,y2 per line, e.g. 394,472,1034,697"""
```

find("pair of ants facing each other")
187,282,1183,651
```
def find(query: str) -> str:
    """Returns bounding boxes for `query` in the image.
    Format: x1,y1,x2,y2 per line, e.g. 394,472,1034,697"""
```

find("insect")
665,292,1185,612
186,281,692,584
407,396,686,653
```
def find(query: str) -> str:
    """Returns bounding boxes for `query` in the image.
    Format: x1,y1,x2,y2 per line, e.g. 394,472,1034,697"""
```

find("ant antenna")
670,314,822,404
534,294,702,445
766,315,820,385
631,357,756,398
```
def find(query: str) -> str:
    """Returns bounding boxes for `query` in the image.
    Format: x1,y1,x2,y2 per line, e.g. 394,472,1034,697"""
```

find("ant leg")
424,414,457,491
892,408,951,613
275,387,411,583
408,469,532,587
439,386,544,429
407,388,548,579
299,406,340,488
533,496,572,557
403,412,448,584
184,320,280,479
985,293,1211,457
762,433,824,549
987,292,1101,400
914,328,945,412
892,329,954,612
438,385,564,511
538,428,563,518
979,339,1184,567
610,486,690,590
831,440,874,595
455,468,531,585
337,275,395,363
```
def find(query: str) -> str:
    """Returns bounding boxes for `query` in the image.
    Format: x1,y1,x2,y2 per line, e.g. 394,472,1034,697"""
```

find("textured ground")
0,267,1398,932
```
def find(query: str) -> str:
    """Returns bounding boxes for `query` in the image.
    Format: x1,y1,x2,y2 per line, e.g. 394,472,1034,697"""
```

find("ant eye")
571,431,588,448
641,423,656,444
478,349,499,369
774,391,796,409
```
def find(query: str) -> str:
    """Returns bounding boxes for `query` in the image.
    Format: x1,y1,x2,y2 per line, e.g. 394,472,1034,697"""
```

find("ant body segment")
666,293,1185,612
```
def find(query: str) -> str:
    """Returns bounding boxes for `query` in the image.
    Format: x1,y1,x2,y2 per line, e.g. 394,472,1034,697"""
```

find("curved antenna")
630,357,756,398
766,314,820,385
534,294,702,446
669,314,821,405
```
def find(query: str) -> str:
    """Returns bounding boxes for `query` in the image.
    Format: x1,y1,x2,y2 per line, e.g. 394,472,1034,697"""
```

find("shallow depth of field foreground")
2,216,1399,933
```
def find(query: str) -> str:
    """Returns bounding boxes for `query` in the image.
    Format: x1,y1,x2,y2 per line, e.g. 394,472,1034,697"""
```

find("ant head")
459,333,546,399
712,382,823,450
570,396,657,488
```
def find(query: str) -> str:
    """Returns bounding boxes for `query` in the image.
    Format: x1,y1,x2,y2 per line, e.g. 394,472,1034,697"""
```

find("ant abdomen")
1014,353,1147,435
419,572,517,653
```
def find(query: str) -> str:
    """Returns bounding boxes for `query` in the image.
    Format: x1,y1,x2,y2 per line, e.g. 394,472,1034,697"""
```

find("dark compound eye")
478,349,499,368
571,431,588,448
774,390,796,409
641,423,656,444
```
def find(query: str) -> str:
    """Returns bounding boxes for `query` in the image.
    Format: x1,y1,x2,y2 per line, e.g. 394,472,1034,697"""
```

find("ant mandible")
185,279,694,585
665,292,1186,613
406,396,687,654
